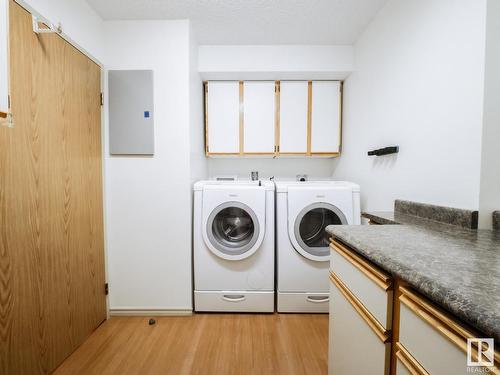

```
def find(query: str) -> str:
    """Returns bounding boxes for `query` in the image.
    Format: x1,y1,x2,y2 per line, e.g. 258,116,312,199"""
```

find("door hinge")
100,93,104,106
105,283,109,295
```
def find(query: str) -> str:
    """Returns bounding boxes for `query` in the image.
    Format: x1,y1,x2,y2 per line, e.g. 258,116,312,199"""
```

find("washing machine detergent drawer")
277,292,330,313
194,290,274,312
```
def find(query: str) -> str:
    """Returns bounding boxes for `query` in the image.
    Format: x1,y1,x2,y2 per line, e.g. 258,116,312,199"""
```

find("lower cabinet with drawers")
329,239,500,375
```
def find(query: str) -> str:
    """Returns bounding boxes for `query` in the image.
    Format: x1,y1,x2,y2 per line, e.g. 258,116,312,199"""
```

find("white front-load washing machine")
193,180,274,312
276,180,360,313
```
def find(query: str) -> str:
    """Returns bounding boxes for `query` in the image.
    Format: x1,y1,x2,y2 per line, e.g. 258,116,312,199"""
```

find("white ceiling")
85,0,388,45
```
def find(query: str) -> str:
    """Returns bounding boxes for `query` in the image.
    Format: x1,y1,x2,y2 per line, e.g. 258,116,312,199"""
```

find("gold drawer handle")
395,342,429,375
399,287,500,368
330,239,392,291
330,272,391,343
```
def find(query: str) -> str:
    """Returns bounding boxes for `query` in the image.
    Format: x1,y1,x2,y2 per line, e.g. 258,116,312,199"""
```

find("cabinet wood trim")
330,272,391,343
306,81,312,155
395,342,430,375
310,152,340,156
204,82,209,155
399,286,500,368
330,239,392,291
274,81,280,157
390,278,406,375
338,81,343,153
238,81,244,155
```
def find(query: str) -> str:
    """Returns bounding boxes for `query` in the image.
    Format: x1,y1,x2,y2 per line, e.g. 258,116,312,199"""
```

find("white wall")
199,45,353,80
332,0,487,212
190,26,208,184
478,0,500,229
18,0,105,62
103,20,193,312
208,158,335,180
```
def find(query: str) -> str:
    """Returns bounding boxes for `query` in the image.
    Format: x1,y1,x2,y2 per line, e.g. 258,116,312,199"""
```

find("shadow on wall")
371,153,399,169
207,157,336,180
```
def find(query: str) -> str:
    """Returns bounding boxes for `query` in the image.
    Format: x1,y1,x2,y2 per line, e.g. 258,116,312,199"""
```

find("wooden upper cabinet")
206,81,240,154
279,81,309,154
311,81,341,154
204,80,342,157
243,81,275,154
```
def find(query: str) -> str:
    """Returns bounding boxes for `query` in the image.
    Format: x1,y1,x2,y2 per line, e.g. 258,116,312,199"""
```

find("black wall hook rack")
368,146,399,156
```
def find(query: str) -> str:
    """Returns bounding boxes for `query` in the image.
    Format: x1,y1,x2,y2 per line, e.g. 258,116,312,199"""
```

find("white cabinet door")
279,81,308,153
207,81,240,154
329,277,389,375
243,81,275,153
311,81,341,153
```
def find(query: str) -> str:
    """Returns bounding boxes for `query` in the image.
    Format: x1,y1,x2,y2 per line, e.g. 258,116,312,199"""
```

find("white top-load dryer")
193,180,274,312
276,180,360,312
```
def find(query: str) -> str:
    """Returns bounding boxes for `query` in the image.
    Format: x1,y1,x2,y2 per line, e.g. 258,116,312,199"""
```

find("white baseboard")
109,308,193,317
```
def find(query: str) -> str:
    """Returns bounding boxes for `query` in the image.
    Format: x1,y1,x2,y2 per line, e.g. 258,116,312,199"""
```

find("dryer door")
293,202,347,261
206,202,261,260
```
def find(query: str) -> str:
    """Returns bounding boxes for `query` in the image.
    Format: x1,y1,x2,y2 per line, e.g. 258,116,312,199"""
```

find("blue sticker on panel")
144,111,150,118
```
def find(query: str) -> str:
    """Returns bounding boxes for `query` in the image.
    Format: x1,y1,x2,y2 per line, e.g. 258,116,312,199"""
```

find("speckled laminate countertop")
494,211,500,231
326,223,500,343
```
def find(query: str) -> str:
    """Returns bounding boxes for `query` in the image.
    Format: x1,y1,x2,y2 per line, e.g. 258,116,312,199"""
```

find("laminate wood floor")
54,314,328,375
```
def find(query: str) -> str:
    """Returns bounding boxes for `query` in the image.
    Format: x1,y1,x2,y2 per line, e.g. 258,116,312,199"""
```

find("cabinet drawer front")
329,278,391,375
330,273,390,343
278,292,329,313
398,287,499,375
330,240,393,329
194,291,274,312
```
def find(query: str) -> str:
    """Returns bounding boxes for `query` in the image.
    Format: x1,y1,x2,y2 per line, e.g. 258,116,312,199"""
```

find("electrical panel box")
108,70,154,155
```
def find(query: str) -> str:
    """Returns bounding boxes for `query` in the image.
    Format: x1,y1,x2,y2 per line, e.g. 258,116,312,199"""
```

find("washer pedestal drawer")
277,292,330,313
194,290,274,312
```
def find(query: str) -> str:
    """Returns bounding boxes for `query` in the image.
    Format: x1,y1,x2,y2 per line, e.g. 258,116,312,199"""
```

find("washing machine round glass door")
207,202,260,259
294,202,347,260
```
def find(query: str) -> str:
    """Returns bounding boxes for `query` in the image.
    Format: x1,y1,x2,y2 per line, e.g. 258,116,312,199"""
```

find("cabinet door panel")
329,278,389,375
243,81,275,153
207,81,240,153
399,302,472,375
311,81,341,153
280,81,308,153
331,242,393,330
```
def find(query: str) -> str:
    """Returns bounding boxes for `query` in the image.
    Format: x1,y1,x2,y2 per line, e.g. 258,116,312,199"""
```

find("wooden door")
311,81,341,154
0,2,106,374
279,81,308,154
206,81,240,154
243,81,275,154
